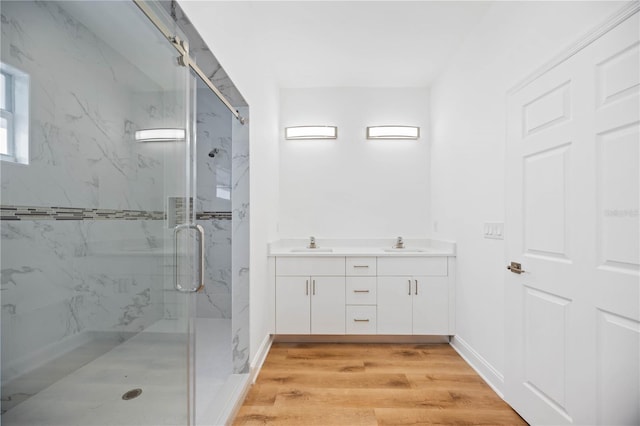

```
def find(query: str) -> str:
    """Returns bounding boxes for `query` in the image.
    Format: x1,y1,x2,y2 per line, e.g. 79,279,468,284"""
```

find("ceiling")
180,1,493,88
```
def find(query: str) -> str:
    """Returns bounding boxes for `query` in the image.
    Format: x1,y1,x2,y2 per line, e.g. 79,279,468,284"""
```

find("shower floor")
2,318,232,426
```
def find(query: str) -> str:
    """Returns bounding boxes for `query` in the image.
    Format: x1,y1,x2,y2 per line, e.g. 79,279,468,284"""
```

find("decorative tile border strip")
0,205,231,221
197,211,232,220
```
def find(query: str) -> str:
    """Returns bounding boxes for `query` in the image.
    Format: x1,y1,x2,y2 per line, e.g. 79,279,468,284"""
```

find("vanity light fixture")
285,126,337,140
366,125,420,140
134,128,186,142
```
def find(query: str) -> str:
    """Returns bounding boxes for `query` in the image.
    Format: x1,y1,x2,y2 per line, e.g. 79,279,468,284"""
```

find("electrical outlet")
484,222,504,240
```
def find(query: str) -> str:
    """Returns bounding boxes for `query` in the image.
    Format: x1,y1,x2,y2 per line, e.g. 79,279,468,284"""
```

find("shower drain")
122,388,142,400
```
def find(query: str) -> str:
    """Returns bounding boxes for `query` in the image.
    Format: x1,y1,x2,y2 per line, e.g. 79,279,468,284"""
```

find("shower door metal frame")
132,0,246,125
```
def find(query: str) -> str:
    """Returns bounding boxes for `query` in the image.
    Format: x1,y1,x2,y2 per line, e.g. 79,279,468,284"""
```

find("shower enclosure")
0,1,246,424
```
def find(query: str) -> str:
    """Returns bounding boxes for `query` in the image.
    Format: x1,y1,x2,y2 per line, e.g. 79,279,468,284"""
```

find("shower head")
208,148,219,158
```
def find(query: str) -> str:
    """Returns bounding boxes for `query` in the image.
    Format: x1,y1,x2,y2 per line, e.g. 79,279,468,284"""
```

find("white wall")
279,87,430,239
430,0,626,393
177,1,281,366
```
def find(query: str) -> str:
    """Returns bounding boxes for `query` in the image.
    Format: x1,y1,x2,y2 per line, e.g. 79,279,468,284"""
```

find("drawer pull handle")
306,280,309,296
353,265,369,268
353,290,370,293
353,319,370,322
408,279,412,295
312,279,316,295
415,279,418,295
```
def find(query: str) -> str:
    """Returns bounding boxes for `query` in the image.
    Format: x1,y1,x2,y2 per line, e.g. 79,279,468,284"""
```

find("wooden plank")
406,373,490,390
256,371,411,389
375,408,527,425
234,406,378,426
262,358,366,373
283,343,454,361
268,387,513,410
363,359,477,374
240,384,278,407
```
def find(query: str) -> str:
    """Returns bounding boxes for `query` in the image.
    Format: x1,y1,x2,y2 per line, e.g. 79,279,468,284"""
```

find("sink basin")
290,248,334,253
382,248,426,253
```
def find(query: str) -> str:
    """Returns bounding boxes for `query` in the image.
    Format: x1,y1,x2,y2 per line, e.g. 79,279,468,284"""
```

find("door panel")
596,311,640,425
506,11,639,426
598,125,639,269
523,287,570,413
523,144,571,259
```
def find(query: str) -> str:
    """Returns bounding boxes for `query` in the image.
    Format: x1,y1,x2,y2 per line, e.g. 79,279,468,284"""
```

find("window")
0,62,29,164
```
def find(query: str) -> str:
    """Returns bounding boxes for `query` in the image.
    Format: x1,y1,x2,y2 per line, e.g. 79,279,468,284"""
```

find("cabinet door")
310,276,345,334
275,276,310,334
377,276,413,335
412,276,449,335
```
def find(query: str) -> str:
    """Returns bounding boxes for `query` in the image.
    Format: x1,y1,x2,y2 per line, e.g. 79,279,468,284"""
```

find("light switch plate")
484,222,504,240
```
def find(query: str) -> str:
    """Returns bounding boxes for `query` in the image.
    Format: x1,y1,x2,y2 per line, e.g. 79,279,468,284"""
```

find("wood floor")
233,342,527,425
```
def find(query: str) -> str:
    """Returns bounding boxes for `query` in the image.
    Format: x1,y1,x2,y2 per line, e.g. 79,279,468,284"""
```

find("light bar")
135,128,186,142
285,126,337,140
366,126,420,140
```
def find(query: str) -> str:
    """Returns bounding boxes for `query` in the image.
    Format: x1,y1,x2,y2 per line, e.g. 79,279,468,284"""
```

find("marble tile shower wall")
0,1,179,380
231,106,250,374
195,87,233,319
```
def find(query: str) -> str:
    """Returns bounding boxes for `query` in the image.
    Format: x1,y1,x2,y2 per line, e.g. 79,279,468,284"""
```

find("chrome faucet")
308,236,317,249
394,236,404,249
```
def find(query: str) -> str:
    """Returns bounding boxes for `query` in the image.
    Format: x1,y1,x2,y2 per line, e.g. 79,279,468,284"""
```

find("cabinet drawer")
346,306,377,334
276,257,345,276
346,277,377,305
346,257,376,276
377,257,447,276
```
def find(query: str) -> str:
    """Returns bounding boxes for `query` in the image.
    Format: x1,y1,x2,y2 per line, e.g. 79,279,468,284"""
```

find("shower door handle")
174,224,205,293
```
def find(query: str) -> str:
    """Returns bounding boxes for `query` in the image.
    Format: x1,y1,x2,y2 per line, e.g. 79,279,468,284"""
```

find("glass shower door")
1,1,198,424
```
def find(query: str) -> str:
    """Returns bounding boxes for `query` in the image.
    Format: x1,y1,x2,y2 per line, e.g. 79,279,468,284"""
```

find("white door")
310,276,346,334
505,11,639,425
377,276,413,334
275,276,311,334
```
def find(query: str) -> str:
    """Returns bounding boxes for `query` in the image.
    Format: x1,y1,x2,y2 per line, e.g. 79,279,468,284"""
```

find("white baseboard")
250,333,273,384
450,336,505,399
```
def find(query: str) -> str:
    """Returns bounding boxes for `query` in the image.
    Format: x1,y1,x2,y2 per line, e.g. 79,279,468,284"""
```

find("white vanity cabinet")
275,257,346,334
273,252,454,337
377,257,451,335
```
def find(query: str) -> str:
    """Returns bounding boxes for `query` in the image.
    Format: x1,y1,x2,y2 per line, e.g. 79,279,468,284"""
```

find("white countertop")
268,238,456,257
